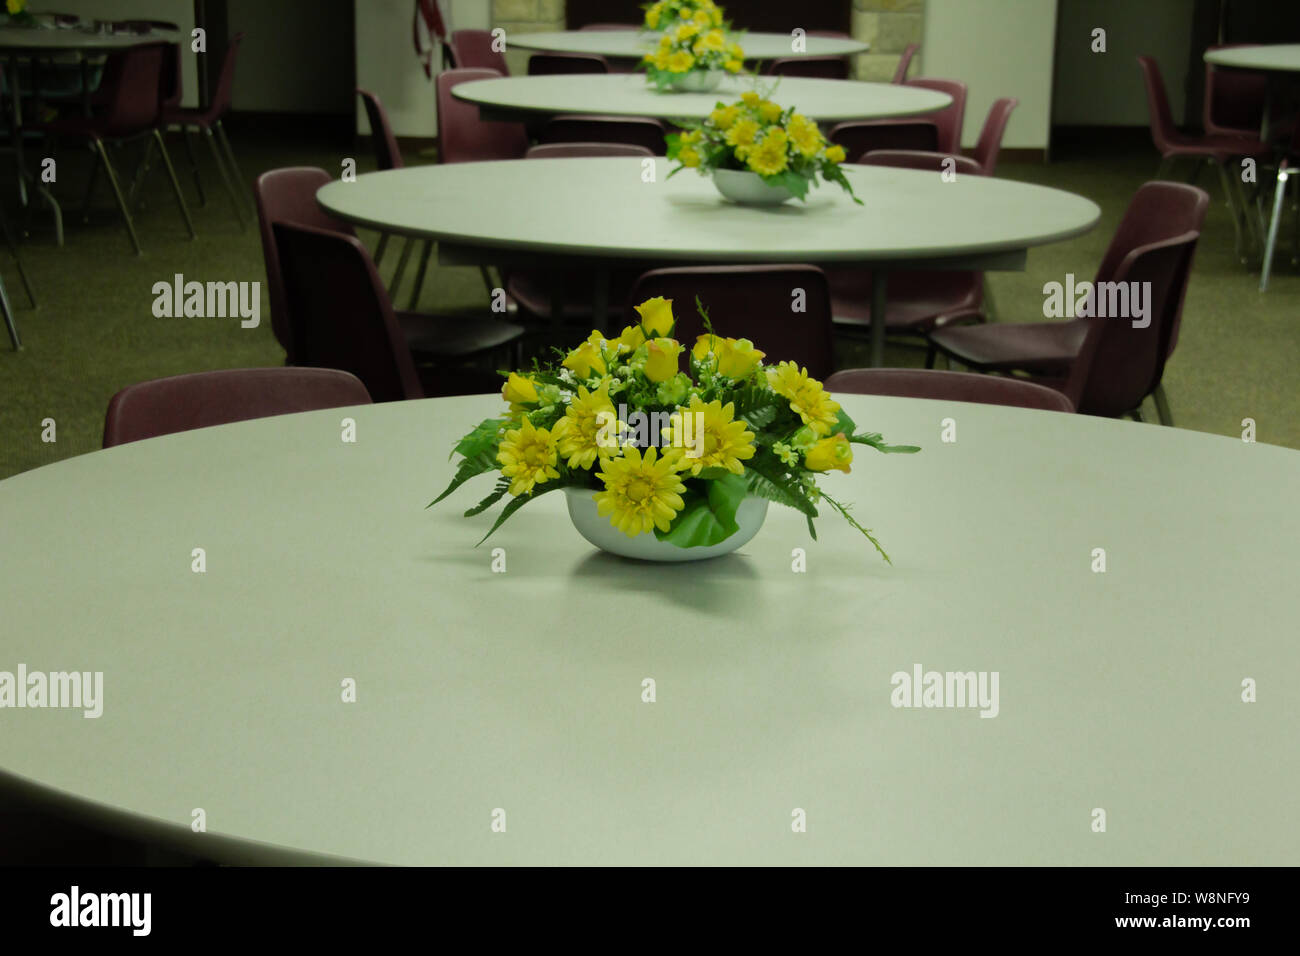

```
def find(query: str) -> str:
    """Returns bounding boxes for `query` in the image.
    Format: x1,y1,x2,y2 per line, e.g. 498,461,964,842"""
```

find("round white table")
452,73,950,125
1,394,1296,865
1203,43,1300,72
318,158,1099,366
509,29,869,62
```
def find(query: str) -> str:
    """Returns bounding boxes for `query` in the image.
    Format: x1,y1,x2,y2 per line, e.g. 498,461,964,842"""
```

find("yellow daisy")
746,129,789,176
497,417,560,496
552,382,617,470
725,117,760,148
665,395,756,475
709,105,739,130
825,143,846,163
766,361,841,435
740,90,761,108
758,100,784,123
787,113,823,157
667,49,695,73
594,446,689,536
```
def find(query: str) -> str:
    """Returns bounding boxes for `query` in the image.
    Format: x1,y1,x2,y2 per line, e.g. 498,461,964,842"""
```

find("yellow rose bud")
643,338,683,383
615,324,646,352
804,433,853,473
715,337,765,378
562,342,607,379
825,144,846,163
502,371,538,406
634,295,675,337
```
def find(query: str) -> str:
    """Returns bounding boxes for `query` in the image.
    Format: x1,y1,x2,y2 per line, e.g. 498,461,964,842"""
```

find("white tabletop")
1,394,1296,865
509,29,868,61
1204,43,1300,72
317,158,1100,268
0,26,177,53
452,73,950,123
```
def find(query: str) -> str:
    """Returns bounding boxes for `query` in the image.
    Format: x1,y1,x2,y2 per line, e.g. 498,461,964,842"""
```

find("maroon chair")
928,182,1210,423
273,221,425,402
1259,122,1299,292
435,68,528,164
828,151,985,346
527,53,609,75
1137,55,1269,262
825,368,1075,413
30,42,193,254
103,368,373,448
162,32,248,228
536,115,668,155
970,97,1018,175
831,77,967,160
892,43,919,84
764,56,850,80
525,142,652,158
254,167,523,369
625,266,835,379
355,88,411,277
447,29,509,74
1203,44,1269,139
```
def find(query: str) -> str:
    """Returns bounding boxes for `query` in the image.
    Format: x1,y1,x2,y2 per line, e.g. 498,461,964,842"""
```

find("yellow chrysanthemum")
725,118,760,148
766,361,842,435
652,48,672,70
552,382,617,471
679,128,702,145
696,29,726,52
758,100,783,123
665,395,756,476
724,58,743,73
678,147,701,167
693,8,711,27
658,33,674,50
825,144,846,164
594,446,688,536
746,129,789,176
667,50,695,73
787,113,823,157
727,42,744,59
740,90,761,107
675,21,700,41
497,417,560,496
709,105,739,130
645,3,662,29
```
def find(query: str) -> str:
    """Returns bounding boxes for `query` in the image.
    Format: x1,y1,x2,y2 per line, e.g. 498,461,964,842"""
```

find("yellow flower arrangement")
666,92,862,203
640,0,743,89
643,0,724,33
434,297,918,559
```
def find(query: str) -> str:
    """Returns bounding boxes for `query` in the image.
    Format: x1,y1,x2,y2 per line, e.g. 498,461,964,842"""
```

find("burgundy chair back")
448,29,509,74
1203,45,1268,137
525,142,653,158
100,42,167,136
528,53,609,74
103,368,373,447
1136,55,1179,153
765,56,850,80
831,77,966,161
435,68,529,163
273,221,424,402
907,77,967,153
538,115,667,154
825,368,1075,413
626,265,835,379
356,88,404,171
254,167,353,361
970,97,1018,175
207,31,245,119
892,43,918,83
858,149,981,176
1064,182,1208,417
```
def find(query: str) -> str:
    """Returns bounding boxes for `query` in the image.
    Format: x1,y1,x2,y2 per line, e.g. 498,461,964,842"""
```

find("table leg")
870,271,888,367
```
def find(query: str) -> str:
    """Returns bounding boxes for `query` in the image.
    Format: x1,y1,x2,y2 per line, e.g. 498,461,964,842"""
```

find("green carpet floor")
1,126,1297,481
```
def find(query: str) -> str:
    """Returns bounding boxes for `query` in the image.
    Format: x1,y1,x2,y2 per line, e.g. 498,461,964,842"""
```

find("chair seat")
506,269,640,322
1161,131,1271,162
397,309,523,358
828,268,982,333
928,318,1088,373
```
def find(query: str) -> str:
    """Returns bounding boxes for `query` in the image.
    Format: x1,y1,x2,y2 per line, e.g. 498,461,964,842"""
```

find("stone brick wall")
492,0,566,76
851,0,924,82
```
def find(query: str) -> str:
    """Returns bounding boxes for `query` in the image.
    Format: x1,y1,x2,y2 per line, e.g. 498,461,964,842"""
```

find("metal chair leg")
81,143,101,223
127,133,156,210
479,265,497,297
152,130,197,240
181,127,206,206
213,120,252,210
374,233,390,268
407,239,433,311
202,127,246,228
94,139,142,255
0,273,19,350
1152,383,1174,426
1260,165,1289,292
0,203,35,308
1214,160,1250,264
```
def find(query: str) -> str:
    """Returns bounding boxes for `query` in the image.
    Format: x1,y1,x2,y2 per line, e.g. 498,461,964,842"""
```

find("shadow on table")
566,548,764,617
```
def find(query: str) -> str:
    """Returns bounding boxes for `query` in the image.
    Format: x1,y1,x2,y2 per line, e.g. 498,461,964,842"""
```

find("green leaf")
831,407,857,437
744,453,818,518
476,484,562,546
655,472,748,548
430,448,499,507
774,170,811,200
821,491,892,564
849,431,921,454
464,476,510,517
452,417,507,460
